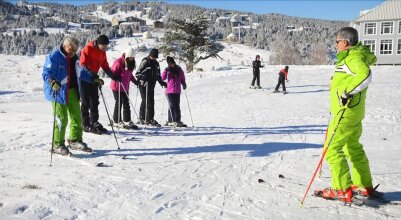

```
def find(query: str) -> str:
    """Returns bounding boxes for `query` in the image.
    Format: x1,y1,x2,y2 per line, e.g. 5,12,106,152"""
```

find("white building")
351,0,401,65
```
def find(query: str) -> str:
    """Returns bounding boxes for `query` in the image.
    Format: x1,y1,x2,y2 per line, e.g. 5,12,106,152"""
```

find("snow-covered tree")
160,16,224,72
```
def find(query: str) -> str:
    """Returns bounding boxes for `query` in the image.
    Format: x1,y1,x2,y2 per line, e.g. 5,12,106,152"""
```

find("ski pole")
120,83,139,120
99,86,120,150
102,87,123,141
318,113,332,177
300,101,350,206
183,89,194,127
165,93,176,128
143,83,149,134
50,91,58,166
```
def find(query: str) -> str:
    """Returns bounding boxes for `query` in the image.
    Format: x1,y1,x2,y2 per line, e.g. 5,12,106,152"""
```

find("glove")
341,92,353,106
286,80,289,83
112,75,122,82
50,80,61,91
160,81,167,88
182,83,187,90
132,79,139,86
94,78,104,86
139,80,148,87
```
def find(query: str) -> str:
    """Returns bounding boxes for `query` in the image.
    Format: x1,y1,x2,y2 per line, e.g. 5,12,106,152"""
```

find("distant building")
154,21,164,29
351,0,401,65
112,15,126,27
126,16,146,26
81,23,102,29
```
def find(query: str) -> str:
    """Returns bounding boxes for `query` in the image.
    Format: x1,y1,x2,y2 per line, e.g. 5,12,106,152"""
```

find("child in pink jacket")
110,48,139,129
161,56,187,127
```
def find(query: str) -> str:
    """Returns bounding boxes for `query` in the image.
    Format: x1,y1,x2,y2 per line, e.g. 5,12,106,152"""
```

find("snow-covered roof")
113,15,126,22
353,0,401,22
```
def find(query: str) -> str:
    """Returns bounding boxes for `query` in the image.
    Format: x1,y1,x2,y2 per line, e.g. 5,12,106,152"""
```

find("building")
112,15,127,27
351,0,401,65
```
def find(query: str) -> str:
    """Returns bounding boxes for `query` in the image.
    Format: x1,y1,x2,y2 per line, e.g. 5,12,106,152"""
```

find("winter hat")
125,48,136,58
149,48,159,58
166,56,175,65
97,35,110,45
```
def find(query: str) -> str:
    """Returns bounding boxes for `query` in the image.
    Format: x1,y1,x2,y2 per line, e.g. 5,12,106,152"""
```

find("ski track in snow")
1,39,401,219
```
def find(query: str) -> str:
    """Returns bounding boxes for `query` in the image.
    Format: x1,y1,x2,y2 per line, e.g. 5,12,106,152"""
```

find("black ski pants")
81,81,100,127
112,91,131,123
275,75,286,92
139,83,155,122
166,93,181,123
251,71,260,87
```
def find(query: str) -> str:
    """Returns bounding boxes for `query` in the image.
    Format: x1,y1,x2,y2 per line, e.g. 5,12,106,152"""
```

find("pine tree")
160,16,224,72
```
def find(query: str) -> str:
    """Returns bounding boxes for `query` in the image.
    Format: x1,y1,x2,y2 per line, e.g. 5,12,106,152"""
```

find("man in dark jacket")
135,48,167,126
250,55,264,89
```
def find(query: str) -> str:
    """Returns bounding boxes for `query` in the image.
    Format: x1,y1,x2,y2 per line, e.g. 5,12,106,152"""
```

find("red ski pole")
300,103,349,206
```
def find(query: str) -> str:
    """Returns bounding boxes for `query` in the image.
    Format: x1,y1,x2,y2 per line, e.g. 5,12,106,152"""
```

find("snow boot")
137,119,145,125
177,121,187,127
67,140,92,153
256,86,262,89
147,119,161,127
93,122,108,133
50,144,70,156
249,85,254,89
127,121,139,129
318,187,353,203
273,90,280,93
283,91,287,95
351,185,384,198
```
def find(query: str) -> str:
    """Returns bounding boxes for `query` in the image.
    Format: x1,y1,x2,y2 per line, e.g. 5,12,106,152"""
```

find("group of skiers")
249,55,289,94
43,26,382,204
42,35,187,156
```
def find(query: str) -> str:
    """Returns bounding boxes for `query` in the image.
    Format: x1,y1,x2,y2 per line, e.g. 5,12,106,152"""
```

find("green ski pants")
52,88,83,145
325,115,373,190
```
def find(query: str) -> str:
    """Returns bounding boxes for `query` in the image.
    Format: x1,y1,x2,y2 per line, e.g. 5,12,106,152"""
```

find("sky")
8,0,386,21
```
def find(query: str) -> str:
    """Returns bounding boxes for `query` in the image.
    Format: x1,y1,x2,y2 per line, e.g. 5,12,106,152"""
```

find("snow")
0,37,401,219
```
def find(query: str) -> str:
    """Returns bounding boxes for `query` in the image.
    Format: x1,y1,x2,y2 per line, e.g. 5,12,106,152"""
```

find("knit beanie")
149,48,159,58
97,35,110,45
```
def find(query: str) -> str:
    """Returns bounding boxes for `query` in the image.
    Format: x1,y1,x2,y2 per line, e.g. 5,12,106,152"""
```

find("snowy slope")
0,38,401,219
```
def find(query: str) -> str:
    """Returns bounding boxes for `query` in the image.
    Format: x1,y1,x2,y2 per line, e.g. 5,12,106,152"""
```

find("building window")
399,21,401,34
381,22,394,34
380,39,393,55
364,23,376,35
363,40,376,54
398,39,401,54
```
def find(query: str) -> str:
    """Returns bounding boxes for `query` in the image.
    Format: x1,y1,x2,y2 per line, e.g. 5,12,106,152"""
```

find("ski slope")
0,38,401,219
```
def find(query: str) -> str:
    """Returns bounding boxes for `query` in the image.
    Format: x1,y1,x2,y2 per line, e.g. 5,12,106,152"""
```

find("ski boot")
93,122,108,133
127,121,139,130
315,187,353,203
351,185,384,198
67,140,92,153
50,144,71,156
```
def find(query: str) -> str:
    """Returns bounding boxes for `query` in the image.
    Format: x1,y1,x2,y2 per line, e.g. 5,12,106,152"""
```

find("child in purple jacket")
161,56,187,127
110,48,139,129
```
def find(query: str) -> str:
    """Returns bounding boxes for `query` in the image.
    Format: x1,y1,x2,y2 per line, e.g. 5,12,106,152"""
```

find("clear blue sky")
8,0,385,21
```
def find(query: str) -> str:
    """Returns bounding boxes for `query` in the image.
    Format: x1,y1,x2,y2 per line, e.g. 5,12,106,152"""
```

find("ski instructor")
318,27,380,203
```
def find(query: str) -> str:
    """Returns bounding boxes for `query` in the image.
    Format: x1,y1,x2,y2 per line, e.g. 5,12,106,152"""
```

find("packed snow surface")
0,37,400,219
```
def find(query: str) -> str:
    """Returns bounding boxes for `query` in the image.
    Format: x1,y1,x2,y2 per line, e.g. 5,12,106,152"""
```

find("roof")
353,0,401,23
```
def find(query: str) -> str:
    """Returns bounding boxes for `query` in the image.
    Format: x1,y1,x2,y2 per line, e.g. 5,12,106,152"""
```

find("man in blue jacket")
42,37,103,155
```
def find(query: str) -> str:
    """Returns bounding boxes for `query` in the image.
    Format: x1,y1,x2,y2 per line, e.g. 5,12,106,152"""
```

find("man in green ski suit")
42,37,103,155
320,27,379,203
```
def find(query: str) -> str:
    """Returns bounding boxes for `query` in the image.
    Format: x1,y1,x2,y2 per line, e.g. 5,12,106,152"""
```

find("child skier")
161,56,187,127
274,66,289,94
110,48,139,129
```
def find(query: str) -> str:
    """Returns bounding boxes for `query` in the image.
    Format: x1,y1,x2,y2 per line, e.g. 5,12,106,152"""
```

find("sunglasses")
336,39,348,44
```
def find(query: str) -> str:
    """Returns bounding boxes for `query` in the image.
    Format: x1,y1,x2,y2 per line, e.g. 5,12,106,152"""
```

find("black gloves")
182,83,187,90
50,80,61,91
160,81,167,88
111,75,122,82
131,78,139,86
341,92,353,106
94,78,104,86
